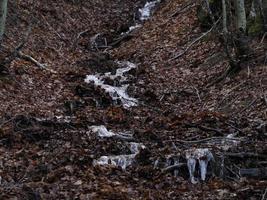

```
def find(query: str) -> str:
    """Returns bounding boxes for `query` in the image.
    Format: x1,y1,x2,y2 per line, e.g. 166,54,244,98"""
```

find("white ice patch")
90,125,133,139
185,148,214,184
36,115,75,123
129,142,146,154
121,24,142,35
220,134,241,151
93,142,145,170
90,125,115,138
104,61,137,82
93,155,136,170
85,61,138,108
121,0,161,35
139,0,161,21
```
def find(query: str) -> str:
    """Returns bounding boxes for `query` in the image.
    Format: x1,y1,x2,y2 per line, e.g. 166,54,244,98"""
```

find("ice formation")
90,125,115,138
121,0,161,34
139,0,161,21
93,142,145,170
220,134,241,151
185,148,214,184
85,61,138,108
90,125,133,140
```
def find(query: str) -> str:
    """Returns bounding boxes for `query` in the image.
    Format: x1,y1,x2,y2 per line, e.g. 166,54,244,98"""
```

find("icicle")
187,158,197,184
185,148,213,183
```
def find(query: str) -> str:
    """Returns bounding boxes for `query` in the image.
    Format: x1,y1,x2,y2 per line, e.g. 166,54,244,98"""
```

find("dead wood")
162,163,186,173
240,167,267,178
225,152,267,159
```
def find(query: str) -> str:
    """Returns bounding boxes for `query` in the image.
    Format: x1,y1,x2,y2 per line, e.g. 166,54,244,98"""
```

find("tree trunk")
235,0,247,32
222,0,228,33
0,0,8,42
263,0,267,31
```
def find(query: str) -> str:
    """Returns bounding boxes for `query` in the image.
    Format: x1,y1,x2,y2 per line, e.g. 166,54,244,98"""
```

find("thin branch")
162,163,186,172
170,19,220,61
262,187,267,200
18,51,56,73
18,51,46,69
165,136,244,144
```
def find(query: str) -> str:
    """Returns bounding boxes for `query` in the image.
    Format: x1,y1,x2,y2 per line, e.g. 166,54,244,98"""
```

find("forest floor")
0,0,266,199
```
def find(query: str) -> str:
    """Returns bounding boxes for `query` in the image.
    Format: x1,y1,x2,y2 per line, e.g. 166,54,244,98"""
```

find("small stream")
90,125,145,170
123,0,161,34
85,0,217,183
85,61,138,108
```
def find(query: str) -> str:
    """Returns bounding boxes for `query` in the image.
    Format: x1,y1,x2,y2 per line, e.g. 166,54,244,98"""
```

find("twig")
18,51,56,73
224,122,243,133
224,152,267,159
18,51,46,69
239,97,257,115
240,167,267,178
184,122,223,135
41,15,63,40
165,136,243,144
262,187,267,200
260,79,267,106
169,1,195,18
193,86,202,103
162,163,186,172
217,81,245,108
108,33,134,48
77,29,90,39
260,32,266,44
113,134,135,142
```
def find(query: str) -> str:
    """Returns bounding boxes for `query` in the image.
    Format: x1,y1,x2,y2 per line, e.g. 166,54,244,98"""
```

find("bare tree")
263,0,267,31
235,0,247,31
222,0,228,33
0,0,8,42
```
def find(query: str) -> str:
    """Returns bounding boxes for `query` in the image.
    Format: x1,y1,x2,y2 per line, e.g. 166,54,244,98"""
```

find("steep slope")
0,0,266,199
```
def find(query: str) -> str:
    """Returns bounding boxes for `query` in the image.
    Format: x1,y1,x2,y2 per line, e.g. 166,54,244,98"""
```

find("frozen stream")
85,1,162,107
85,61,138,108
123,0,161,34
90,125,145,170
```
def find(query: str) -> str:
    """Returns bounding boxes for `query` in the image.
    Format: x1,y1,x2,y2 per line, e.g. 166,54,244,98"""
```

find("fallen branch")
240,167,267,178
112,134,135,142
170,19,219,61
184,122,223,135
165,136,243,144
18,51,55,73
238,97,257,115
169,1,195,18
162,163,186,172
225,152,267,159
108,33,134,48
18,51,46,69
262,187,267,200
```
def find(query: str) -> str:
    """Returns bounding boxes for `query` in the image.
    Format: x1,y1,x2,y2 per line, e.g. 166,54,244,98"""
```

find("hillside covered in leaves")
0,0,266,199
